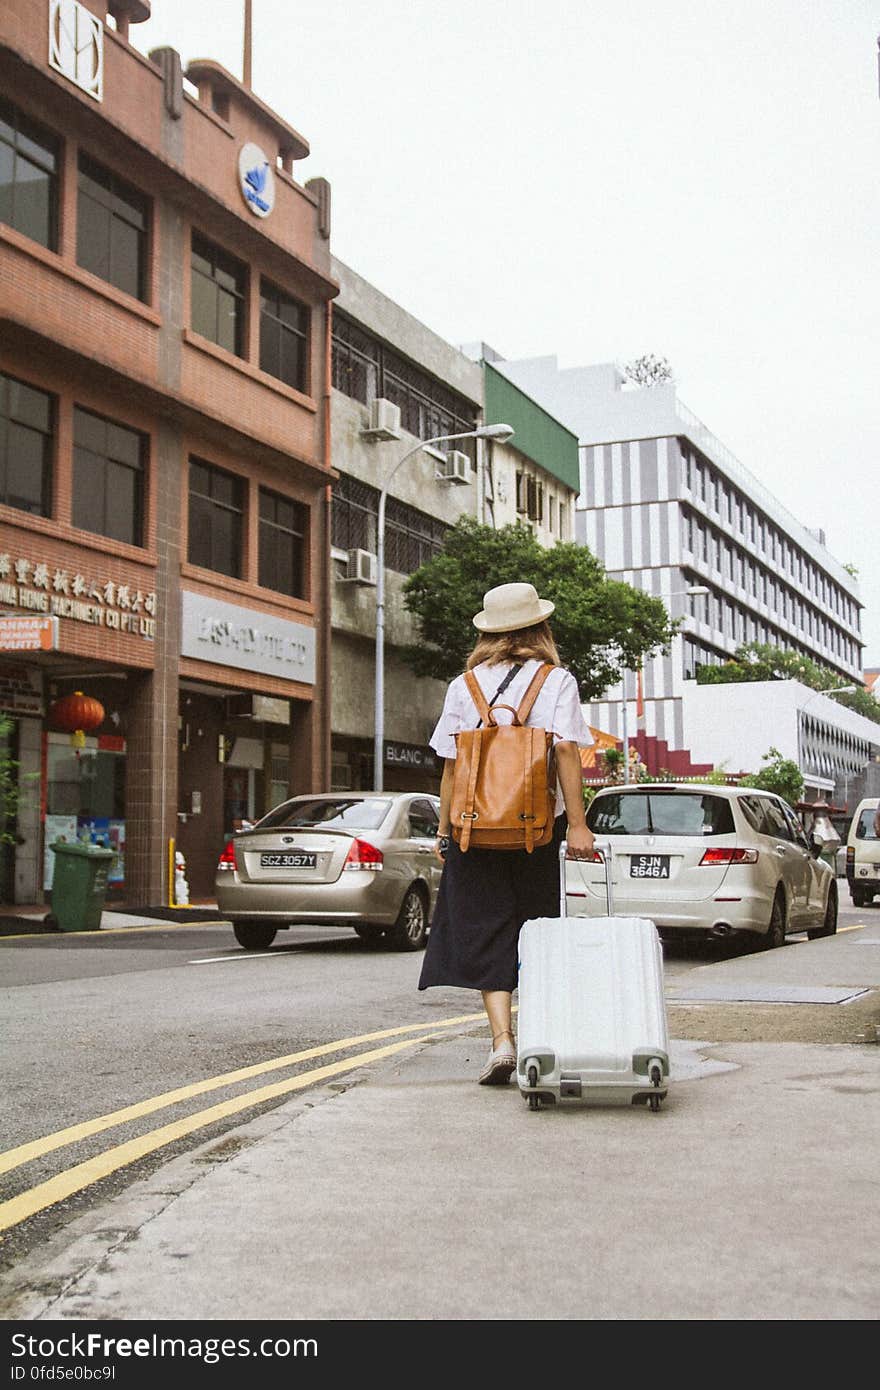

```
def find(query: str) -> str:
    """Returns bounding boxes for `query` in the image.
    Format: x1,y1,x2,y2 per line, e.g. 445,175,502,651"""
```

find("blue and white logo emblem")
238,143,275,219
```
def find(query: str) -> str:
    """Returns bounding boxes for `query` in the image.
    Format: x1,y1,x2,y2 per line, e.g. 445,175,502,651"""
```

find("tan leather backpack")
451,663,556,853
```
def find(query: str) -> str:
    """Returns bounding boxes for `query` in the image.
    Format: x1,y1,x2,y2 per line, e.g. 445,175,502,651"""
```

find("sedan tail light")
217,841,236,871
699,847,758,865
343,839,384,871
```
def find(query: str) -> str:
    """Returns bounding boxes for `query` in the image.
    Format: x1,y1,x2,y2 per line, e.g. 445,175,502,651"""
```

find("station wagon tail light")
700,847,758,865
217,841,237,871
343,839,384,871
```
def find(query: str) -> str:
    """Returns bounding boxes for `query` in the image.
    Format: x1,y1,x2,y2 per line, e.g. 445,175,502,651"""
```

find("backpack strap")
515,662,555,724
458,727,483,852
463,671,491,727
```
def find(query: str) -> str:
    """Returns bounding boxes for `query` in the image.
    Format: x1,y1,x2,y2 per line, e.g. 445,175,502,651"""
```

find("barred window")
331,472,448,576
331,312,477,463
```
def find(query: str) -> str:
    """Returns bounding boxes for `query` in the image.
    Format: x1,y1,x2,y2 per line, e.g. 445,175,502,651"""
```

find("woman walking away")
418,582,595,1086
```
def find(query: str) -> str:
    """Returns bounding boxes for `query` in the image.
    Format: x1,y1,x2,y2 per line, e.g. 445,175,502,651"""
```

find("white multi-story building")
492,358,869,794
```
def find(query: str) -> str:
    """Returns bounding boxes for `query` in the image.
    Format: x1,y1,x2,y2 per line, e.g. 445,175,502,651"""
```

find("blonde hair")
466,620,561,670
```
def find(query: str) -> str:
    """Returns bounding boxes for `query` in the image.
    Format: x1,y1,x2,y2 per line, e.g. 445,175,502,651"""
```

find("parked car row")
213,782,868,955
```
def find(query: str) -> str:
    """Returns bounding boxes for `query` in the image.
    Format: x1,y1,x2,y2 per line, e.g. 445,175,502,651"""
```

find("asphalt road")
1,902,877,1291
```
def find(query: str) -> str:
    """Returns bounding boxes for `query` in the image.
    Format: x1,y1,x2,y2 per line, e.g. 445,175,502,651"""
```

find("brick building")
0,1,337,904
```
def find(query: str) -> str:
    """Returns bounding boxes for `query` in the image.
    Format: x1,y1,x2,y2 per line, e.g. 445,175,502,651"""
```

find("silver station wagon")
216,792,442,951
577,783,837,948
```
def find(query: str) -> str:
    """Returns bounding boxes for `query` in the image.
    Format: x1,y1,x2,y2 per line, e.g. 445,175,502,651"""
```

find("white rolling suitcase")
516,842,670,1112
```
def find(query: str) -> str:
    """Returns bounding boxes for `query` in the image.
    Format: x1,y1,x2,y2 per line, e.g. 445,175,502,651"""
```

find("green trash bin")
47,841,116,932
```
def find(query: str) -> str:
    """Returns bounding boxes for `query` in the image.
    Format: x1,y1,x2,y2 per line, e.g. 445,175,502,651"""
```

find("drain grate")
667,984,871,1005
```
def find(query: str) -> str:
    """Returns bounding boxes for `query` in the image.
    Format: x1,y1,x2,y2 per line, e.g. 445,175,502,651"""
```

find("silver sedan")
216,792,443,951
577,783,837,948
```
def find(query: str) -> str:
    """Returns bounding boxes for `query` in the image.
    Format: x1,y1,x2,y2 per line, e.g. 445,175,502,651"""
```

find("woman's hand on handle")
565,823,595,859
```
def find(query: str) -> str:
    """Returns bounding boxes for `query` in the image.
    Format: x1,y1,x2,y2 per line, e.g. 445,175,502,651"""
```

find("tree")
402,519,675,698
623,354,675,387
696,642,880,725
739,747,804,806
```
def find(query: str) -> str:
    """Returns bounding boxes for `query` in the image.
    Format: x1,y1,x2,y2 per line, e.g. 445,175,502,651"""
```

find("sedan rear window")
587,792,735,837
257,798,393,830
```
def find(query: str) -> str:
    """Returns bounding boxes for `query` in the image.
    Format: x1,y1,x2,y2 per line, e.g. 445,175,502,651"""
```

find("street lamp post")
373,423,514,790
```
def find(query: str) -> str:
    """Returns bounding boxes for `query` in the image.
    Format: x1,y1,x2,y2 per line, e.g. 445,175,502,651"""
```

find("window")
73,408,144,544
0,98,59,250
331,312,477,457
259,487,307,598
77,154,148,300
188,458,244,576
331,472,447,576
516,472,543,522
408,799,439,839
259,279,309,392
191,233,245,356
587,792,735,837
0,373,53,516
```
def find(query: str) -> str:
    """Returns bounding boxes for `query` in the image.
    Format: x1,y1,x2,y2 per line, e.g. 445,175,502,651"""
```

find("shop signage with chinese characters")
181,592,315,684
0,551,157,641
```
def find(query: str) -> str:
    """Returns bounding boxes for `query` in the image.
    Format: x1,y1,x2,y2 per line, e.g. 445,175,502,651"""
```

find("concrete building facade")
0,1,336,902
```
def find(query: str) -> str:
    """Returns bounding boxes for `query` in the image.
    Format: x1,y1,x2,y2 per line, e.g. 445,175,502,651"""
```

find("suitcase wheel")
649,1059,664,1113
526,1062,542,1111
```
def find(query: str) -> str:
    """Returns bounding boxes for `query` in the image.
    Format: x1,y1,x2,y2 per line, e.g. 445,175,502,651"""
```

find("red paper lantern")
48,691,105,748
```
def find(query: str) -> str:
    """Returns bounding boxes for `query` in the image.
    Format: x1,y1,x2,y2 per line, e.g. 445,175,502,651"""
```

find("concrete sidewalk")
4,925,879,1322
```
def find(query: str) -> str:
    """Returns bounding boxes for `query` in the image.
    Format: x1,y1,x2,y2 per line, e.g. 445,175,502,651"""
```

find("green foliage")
695,642,880,725
0,715,24,846
739,747,804,806
402,519,675,699
843,562,859,579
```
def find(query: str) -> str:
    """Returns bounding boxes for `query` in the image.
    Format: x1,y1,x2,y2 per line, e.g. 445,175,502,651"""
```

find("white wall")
682,679,880,776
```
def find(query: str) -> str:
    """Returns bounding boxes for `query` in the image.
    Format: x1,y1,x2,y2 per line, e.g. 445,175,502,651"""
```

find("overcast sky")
133,1,880,666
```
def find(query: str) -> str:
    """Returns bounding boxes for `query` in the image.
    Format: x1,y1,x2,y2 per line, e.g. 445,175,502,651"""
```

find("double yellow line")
0,1010,487,1235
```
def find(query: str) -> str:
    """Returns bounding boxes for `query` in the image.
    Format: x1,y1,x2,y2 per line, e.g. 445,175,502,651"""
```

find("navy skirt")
418,816,567,994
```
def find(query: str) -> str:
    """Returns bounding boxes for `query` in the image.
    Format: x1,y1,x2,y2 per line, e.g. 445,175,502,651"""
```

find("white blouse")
430,659,594,816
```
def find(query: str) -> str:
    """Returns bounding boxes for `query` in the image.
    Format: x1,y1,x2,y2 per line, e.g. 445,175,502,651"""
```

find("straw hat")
472,582,555,633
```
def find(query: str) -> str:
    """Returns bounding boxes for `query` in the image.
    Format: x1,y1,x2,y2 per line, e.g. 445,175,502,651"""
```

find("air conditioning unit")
436,450,470,485
361,398,401,441
341,548,377,585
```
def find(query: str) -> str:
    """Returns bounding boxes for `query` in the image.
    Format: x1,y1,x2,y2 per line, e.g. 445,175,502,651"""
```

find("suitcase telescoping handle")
559,839,614,915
